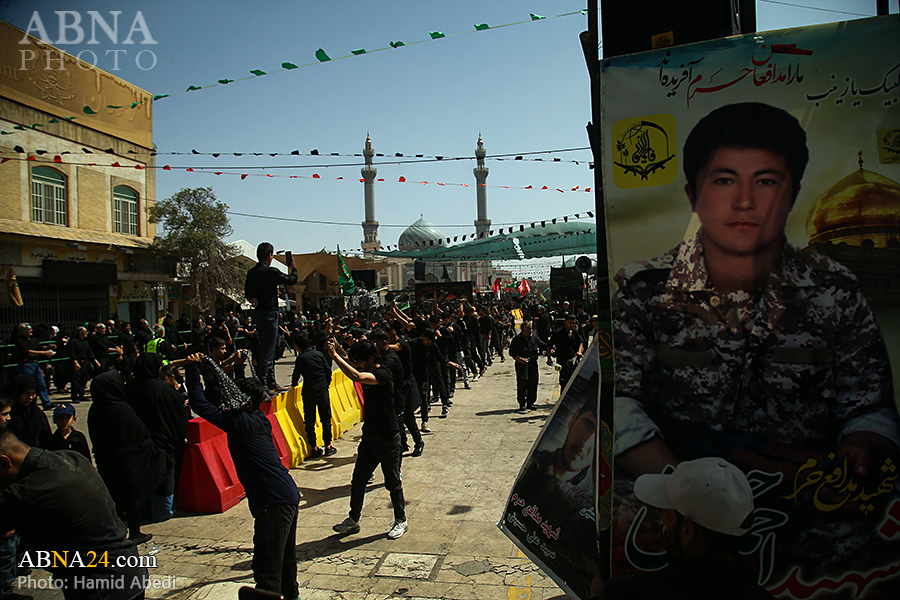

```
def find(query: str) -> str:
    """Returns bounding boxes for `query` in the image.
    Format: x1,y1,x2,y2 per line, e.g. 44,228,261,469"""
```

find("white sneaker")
421,421,431,433
332,517,360,534
387,519,408,539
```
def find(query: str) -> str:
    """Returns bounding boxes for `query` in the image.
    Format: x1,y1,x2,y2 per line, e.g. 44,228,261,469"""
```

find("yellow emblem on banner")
652,31,674,49
611,113,678,189
877,129,900,164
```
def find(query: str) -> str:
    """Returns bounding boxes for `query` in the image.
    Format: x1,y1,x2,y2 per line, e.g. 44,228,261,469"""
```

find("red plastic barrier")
177,417,245,513
259,399,291,469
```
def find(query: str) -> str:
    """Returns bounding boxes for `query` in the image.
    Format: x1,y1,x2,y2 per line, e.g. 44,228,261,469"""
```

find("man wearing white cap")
603,457,773,598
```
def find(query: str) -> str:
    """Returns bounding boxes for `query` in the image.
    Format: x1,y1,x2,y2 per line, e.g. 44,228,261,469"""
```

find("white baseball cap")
633,457,754,536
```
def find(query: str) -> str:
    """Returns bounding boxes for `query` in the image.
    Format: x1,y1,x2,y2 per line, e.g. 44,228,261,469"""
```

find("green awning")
371,221,597,262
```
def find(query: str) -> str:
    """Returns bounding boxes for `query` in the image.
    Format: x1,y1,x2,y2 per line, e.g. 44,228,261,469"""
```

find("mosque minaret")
360,134,380,253
474,134,491,238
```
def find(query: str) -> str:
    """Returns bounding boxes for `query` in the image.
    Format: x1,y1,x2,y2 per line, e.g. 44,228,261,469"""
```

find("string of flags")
0,153,593,194
1,143,593,167
1,9,589,136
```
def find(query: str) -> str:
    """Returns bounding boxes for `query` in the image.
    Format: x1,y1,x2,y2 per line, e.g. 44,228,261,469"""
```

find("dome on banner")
398,216,447,251
806,156,900,248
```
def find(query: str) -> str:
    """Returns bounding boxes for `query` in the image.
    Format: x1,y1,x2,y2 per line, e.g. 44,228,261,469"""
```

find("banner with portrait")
498,339,609,599
601,15,900,597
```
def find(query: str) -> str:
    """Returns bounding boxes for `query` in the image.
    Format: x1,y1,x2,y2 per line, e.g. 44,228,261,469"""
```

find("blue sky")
1,0,880,258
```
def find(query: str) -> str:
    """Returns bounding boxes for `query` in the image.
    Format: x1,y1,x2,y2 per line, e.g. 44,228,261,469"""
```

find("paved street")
18,355,570,600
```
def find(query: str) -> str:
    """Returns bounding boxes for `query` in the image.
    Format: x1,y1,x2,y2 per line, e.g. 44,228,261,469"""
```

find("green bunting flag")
337,246,356,295
250,69,266,76
530,13,545,20
282,62,299,69
351,49,366,55
429,31,445,39
315,48,331,62
474,23,490,31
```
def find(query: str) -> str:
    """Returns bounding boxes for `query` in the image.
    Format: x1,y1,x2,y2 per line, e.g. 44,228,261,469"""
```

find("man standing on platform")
244,242,298,394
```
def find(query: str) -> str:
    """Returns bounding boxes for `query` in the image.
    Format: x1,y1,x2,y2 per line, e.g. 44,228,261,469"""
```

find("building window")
31,167,68,226
113,186,139,235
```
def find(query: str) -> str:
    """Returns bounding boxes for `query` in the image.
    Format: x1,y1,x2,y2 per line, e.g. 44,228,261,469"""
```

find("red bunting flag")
399,176,406,182
241,174,248,180
54,155,62,163
163,165,171,170
312,173,320,178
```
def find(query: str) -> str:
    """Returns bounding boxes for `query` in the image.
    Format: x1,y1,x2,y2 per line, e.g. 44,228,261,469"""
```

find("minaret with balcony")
474,134,491,238
361,134,380,253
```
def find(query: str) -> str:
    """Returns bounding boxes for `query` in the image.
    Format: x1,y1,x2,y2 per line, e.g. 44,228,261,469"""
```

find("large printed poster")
602,15,900,597
498,339,608,600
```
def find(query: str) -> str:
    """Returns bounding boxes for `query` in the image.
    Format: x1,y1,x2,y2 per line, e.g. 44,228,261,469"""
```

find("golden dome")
806,158,900,248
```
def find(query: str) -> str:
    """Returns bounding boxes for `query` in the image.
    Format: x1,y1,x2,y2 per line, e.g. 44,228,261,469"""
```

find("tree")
149,187,243,312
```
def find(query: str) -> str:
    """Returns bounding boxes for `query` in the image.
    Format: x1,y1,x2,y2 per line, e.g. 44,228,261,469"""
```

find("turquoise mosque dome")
398,216,447,251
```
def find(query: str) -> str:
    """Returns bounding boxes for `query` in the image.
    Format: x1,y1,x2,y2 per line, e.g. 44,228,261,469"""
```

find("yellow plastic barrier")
329,370,363,439
269,386,308,467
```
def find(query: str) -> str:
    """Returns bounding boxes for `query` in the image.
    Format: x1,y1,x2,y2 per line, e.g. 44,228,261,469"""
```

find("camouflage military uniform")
613,232,899,457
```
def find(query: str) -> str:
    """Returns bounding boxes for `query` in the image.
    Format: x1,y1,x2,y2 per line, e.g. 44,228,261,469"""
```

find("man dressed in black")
244,242,298,393
509,321,545,410
546,313,584,391
327,339,408,540
0,429,147,600
185,356,300,599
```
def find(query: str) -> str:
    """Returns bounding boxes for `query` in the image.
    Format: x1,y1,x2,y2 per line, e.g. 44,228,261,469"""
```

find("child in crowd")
46,402,91,462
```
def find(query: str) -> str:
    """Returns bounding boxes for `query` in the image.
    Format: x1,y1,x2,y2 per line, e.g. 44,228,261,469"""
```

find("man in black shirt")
244,242,298,393
0,429,147,600
134,319,153,351
67,326,94,403
117,321,138,380
327,339,408,539
509,322,545,410
547,314,585,391
291,333,334,458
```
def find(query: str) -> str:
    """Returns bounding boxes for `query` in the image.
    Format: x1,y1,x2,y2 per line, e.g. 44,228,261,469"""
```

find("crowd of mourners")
0,293,598,600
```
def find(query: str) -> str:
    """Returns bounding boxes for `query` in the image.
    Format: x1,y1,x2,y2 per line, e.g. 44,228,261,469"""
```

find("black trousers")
251,503,299,600
515,361,538,408
398,377,423,448
560,361,577,391
302,391,332,447
349,433,405,522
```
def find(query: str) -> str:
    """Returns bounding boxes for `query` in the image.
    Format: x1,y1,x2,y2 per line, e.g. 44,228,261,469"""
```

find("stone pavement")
16,355,571,600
